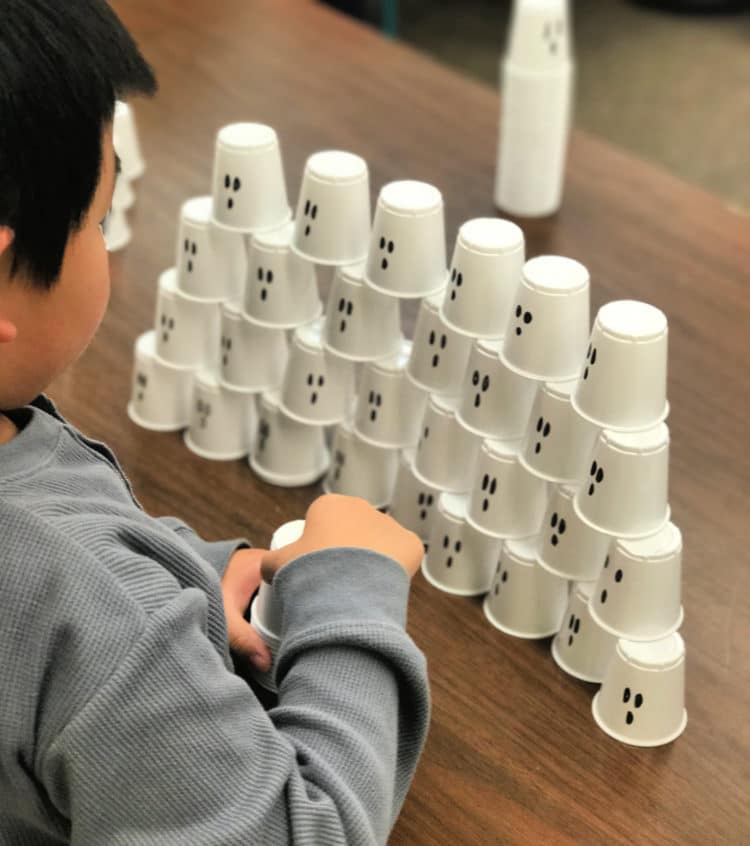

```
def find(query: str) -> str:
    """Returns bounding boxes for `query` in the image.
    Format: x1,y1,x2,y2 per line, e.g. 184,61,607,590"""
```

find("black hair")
0,0,157,291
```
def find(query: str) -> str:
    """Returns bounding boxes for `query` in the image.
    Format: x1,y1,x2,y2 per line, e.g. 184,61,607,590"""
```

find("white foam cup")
364,180,447,298
127,331,194,432
520,379,599,483
103,205,131,253
506,0,572,69
280,319,356,426
483,537,569,638
589,522,683,641
413,395,480,492
466,438,549,539
551,581,618,683
592,633,687,747
439,218,524,337
573,424,671,538
572,300,669,431
113,100,145,180
250,391,330,487
211,123,291,234
406,293,473,396
323,262,402,361
219,302,289,393
421,494,502,596
500,256,590,381
456,338,537,439
184,371,257,461
244,222,322,328
388,450,442,542
111,168,135,212
535,485,611,581
291,151,371,265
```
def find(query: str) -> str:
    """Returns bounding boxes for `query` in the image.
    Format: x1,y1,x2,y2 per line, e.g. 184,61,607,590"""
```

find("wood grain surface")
48,1,750,842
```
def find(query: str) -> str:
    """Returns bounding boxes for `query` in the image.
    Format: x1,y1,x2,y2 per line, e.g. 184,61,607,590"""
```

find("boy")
0,2,430,844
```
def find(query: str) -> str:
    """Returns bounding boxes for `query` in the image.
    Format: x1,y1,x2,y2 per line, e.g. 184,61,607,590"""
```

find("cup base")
352,422,417,451
405,369,461,397
183,431,248,461
591,692,687,747
482,595,561,640
571,393,670,433
323,339,401,363
242,303,323,331
127,403,186,433
588,603,684,643
572,497,671,540
535,552,601,583
499,348,578,383
465,511,524,541
438,306,504,340
279,400,347,428
290,242,368,267
550,636,605,684
455,408,526,441
212,207,292,236
420,558,491,597
249,455,330,488
518,451,576,484
411,461,470,495
363,273,447,300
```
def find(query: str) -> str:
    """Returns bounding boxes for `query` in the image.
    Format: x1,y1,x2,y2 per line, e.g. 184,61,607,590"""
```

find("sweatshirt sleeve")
154,514,251,579
40,549,431,846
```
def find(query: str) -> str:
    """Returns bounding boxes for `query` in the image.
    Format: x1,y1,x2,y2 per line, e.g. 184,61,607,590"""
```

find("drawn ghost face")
195,398,212,430
336,297,355,334
256,419,271,455
159,310,176,345
300,197,319,238
221,173,243,214
439,531,463,570
134,371,148,404
331,448,346,483
306,372,326,406
448,265,464,303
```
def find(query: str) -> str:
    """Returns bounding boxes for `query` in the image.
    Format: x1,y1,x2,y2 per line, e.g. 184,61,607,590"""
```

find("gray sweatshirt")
0,395,430,845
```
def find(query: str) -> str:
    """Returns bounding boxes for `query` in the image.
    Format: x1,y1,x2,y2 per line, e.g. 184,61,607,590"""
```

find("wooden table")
52,1,749,842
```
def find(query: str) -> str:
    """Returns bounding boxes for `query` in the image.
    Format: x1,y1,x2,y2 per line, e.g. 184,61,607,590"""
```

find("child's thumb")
227,613,272,671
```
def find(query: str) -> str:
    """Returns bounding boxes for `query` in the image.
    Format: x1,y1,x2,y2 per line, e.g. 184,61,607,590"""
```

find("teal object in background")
382,0,398,36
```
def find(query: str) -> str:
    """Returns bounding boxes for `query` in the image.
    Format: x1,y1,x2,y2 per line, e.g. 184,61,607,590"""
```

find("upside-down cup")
500,255,590,381
211,123,292,234
388,450,442,543
250,391,330,487
111,167,135,212
127,331,194,432
280,320,356,426
249,519,306,691
551,581,618,683
103,205,131,253
244,222,322,329
456,338,537,439
364,180,447,298
113,100,145,180
406,293,473,396
413,395,480,492
323,262,402,361
421,494,502,596
291,150,371,265
483,538,569,638
592,633,687,747
184,371,257,461
519,379,599,483
574,424,671,538
535,485,611,582
154,268,222,372
322,422,400,509
219,302,289,393
590,522,683,641
353,340,428,448
572,300,670,431
440,217,524,338
466,439,549,539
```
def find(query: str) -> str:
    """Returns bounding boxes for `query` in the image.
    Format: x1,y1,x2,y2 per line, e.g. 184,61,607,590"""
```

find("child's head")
0,0,156,410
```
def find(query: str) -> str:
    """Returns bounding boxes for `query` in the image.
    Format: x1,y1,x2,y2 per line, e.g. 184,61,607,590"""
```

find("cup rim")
127,403,186,433
483,595,562,639
551,635,606,684
249,452,330,487
570,391,671,433
421,558,490,597
183,430,248,461
591,692,687,747
212,207,292,236
572,496,671,539
588,602,684,642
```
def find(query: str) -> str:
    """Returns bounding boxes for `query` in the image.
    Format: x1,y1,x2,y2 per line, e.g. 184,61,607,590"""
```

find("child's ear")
0,227,18,342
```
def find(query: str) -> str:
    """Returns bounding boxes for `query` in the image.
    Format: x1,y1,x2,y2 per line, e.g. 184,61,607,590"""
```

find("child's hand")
261,495,425,584
221,548,272,672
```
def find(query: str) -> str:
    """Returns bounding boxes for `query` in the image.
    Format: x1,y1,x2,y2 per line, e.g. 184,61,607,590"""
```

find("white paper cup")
127,331,194,432
421,494,502,596
291,151,371,265
439,218,524,338
219,302,289,393
519,379,599,483
406,293,473,396
589,522,683,641
112,168,135,212
483,538,569,638
184,371,257,461
466,439,549,539
456,338,537,439
572,300,670,431
322,422,400,508
211,123,291,234
536,485,611,581
506,0,572,69
364,180,447,298
103,205,131,253
389,450,442,543
250,391,330,487
413,395,480,492
113,100,145,180
154,268,222,372
500,256,589,381
551,582,618,683
323,262,402,361
353,340,428,448
592,634,687,747
280,320,356,426
244,222,322,328
574,424,671,538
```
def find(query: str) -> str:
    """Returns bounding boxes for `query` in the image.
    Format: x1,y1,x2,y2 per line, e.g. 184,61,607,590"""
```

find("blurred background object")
322,0,750,211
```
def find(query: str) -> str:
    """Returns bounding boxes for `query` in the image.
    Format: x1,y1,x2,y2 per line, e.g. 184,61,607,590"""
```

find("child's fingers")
226,609,272,671
260,541,304,583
